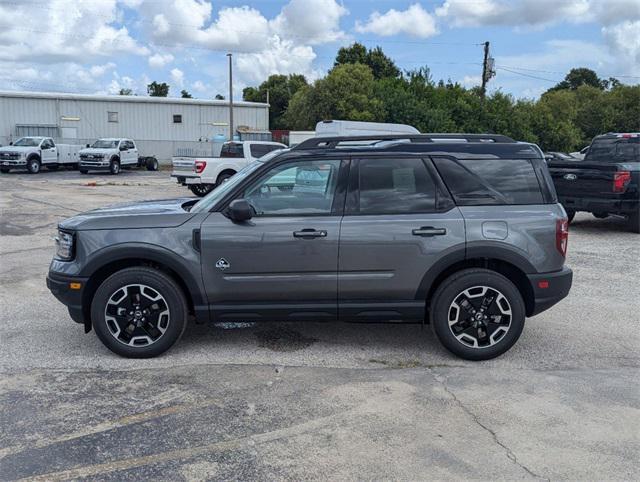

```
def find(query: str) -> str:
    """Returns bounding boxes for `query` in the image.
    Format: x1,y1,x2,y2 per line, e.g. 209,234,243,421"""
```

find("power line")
496,66,560,83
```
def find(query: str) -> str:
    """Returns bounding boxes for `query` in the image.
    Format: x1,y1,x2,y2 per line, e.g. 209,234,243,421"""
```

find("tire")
91,267,188,358
109,158,121,175
27,157,41,174
47,164,59,171
79,169,89,174
146,157,159,171
627,212,640,234
0,168,9,174
188,184,214,197
430,268,526,361
592,212,608,219
565,208,576,223
217,172,234,186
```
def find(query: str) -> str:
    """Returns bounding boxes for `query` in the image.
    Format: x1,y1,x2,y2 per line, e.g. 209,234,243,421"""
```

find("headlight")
55,230,75,260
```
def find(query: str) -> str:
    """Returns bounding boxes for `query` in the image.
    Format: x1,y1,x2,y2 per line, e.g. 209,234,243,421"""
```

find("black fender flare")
415,242,537,300
80,242,206,309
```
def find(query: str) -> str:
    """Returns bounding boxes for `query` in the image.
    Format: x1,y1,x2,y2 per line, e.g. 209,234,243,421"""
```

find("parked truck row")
0,137,158,174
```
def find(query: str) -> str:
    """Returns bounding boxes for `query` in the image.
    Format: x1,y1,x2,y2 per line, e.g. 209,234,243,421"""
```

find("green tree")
147,81,169,97
180,89,192,98
286,64,384,130
549,67,606,92
118,88,133,96
334,42,400,80
243,74,308,129
214,94,225,100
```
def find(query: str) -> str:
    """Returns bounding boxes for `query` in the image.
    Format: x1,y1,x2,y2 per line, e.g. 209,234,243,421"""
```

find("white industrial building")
0,91,270,162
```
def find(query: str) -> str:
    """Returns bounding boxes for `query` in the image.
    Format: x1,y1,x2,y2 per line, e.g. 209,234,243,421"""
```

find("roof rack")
293,133,515,150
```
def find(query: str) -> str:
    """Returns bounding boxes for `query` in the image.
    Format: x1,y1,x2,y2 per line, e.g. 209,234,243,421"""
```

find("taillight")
613,171,631,193
556,218,569,257
195,160,207,174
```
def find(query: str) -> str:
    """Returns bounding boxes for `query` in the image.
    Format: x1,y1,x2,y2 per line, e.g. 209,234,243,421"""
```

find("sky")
0,0,638,101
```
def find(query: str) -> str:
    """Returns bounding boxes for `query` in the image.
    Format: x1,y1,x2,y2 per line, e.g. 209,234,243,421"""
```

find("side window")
126,141,135,150
243,160,342,216
357,158,436,214
249,144,268,158
41,139,53,149
433,157,543,205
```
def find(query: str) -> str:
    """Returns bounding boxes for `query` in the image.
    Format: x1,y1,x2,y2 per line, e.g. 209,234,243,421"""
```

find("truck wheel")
0,168,9,174
146,157,159,171
592,212,608,219
627,212,640,234
91,267,188,358
27,157,41,174
217,172,234,186
109,158,121,175
430,268,525,361
47,164,59,171
188,184,214,197
565,208,576,223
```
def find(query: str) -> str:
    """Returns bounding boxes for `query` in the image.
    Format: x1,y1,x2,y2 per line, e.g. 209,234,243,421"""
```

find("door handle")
293,229,327,239
412,227,447,237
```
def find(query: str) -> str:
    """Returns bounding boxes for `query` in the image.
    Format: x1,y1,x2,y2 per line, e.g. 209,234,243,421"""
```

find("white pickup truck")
0,137,82,174
79,138,159,175
171,140,286,196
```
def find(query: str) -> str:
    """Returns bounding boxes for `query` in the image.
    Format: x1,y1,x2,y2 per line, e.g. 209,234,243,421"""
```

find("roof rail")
292,133,516,150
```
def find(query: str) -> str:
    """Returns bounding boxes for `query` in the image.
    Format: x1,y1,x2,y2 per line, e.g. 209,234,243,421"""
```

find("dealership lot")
1,170,638,479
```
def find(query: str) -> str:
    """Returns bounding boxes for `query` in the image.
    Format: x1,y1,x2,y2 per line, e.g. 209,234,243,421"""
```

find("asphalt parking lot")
1,169,638,481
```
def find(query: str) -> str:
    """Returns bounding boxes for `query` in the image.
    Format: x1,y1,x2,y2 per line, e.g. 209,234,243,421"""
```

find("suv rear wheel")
91,267,188,358
188,184,214,197
430,268,525,361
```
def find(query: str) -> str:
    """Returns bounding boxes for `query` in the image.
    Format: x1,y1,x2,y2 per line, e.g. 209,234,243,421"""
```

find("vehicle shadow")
570,213,634,234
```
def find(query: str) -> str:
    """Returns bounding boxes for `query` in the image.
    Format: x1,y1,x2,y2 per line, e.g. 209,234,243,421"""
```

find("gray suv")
47,134,573,360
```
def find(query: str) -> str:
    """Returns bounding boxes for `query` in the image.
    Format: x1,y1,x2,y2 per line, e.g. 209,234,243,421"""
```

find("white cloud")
236,36,318,84
461,75,482,87
435,0,639,28
271,0,348,44
602,20,640,72
148,53,175,68
355,4,438,38
170,68,185,88
192,80,208,93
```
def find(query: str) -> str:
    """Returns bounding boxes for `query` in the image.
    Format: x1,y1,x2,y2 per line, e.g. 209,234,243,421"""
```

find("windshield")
13,137,41,147
190,161,262,213
91,140,119,149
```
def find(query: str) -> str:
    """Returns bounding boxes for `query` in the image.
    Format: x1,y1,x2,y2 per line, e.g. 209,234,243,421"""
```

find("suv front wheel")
430,268,525,361
91,267,188,358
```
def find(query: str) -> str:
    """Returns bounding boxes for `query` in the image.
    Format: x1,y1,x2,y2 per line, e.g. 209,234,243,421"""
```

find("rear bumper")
559,196,638,216
527,266,573,316
46,272,89,325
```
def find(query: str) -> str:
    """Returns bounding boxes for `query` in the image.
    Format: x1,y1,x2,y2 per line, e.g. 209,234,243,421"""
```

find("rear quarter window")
433,157,544,205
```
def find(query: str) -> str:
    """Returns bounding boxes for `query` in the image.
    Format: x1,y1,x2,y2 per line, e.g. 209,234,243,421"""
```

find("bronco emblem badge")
215,258,230,271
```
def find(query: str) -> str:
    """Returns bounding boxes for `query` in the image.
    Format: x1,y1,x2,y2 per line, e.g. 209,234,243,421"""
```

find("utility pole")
227,53,234,140
480,41,495,100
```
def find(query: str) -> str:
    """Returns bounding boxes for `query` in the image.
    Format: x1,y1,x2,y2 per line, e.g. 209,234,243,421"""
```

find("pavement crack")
11,193,82,213
426,367,549,481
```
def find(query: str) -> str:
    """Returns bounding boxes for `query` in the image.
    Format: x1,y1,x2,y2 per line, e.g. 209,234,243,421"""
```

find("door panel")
200,213,341,321
338,156,466,321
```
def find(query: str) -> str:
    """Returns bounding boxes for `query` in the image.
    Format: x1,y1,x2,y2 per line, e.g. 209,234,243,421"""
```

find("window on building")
107,112,118,123
173,114,182,123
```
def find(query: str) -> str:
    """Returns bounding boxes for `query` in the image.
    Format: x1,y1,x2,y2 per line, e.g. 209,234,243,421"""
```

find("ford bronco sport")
47,134,573,360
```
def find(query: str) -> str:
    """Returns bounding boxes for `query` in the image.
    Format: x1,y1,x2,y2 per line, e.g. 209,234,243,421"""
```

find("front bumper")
559,196,638,216
46,272,89,326
527,266,573,316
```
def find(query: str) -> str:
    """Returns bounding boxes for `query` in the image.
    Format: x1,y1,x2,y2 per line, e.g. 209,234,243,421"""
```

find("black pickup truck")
548,133,639,232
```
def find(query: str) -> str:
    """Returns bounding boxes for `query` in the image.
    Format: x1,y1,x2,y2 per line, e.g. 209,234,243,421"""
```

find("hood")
59,197,198,231
80,148,114,156
0,145,32,153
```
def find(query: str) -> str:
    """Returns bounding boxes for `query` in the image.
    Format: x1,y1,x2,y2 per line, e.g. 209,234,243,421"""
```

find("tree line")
242,43,639,152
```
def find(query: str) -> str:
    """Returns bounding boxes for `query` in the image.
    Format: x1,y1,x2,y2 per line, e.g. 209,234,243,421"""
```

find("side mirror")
9,142,13,146
86,144,90,148
227,199,253,222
